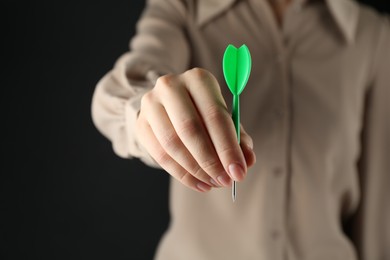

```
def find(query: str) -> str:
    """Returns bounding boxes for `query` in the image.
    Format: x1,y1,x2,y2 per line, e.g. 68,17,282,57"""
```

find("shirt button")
273,167,284,178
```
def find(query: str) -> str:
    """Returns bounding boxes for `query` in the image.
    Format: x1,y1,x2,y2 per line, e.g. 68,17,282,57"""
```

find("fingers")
240,125,256,168
142,99,222,187
154,76,232,187
136,68,256,193
182,68,247,181
136,114,213,192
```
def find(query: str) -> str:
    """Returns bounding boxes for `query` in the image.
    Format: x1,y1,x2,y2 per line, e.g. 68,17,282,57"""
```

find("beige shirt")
91,0,390,259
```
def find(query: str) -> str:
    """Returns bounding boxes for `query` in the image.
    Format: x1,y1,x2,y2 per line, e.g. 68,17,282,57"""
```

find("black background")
1,1,389,260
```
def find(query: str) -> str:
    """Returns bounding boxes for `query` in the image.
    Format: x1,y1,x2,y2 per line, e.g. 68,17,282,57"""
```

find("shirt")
91,0,390,259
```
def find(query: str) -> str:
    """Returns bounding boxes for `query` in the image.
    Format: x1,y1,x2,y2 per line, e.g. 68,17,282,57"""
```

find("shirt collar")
196,0,359,44
326,0,359,44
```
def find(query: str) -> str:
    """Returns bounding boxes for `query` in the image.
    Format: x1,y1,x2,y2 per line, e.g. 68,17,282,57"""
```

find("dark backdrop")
2,1,168,260
1,1,389,260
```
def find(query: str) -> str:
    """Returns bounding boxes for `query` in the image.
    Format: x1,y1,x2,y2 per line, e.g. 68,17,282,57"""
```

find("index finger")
183,68,247,181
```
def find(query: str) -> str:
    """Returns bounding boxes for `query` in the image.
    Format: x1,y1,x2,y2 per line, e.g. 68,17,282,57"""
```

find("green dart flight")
222,44,252,202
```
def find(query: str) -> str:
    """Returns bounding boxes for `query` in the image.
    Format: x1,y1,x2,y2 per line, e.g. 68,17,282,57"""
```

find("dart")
222,44,252,202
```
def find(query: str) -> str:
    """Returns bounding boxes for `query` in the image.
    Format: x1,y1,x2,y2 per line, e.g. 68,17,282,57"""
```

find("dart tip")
232,181,237,202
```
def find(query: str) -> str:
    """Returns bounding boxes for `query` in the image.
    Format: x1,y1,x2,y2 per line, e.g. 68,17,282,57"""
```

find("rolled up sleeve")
91,0,190,167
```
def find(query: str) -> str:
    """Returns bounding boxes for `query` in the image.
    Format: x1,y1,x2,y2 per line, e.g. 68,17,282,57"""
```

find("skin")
136,0,292,193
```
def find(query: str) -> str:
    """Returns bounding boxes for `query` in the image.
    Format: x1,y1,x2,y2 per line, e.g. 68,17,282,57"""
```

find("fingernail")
217,175,231,187
197,182,211,192
228,163,245,181
210,178,220,187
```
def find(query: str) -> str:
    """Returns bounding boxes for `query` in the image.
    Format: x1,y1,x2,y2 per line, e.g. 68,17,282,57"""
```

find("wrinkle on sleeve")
91,0,190,168
351,15,390,260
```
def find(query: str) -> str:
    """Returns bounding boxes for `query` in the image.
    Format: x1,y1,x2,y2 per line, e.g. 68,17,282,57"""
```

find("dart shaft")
232,95,240,202
232,181,236,202
232,95,240,143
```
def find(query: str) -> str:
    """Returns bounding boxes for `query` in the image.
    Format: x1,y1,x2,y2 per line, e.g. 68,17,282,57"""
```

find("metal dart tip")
232,181,237,202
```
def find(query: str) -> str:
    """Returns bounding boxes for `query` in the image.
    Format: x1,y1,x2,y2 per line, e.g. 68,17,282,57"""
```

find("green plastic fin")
236,45,251,95
222,44,252,96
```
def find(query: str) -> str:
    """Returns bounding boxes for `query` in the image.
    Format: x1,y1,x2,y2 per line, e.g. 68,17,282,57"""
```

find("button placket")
263,2,296,259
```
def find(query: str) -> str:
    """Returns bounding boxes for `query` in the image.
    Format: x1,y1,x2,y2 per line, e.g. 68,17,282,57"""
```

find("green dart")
222,44,252,202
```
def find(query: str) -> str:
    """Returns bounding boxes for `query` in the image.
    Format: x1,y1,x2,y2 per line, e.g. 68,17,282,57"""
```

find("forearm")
91,0,190,166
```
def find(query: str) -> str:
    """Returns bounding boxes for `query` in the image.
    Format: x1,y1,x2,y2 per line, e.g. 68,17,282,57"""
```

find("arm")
351,16,390,260
91,0,190,166
91,0,256,192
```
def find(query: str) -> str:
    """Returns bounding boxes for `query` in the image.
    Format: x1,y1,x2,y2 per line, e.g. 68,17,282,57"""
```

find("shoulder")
354,3,390,62
355,3,390,42
355,3,390,84
141,0,190,25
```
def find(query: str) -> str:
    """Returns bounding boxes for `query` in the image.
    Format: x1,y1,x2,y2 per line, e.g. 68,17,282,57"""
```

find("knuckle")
154,150,172,166
188,68,217,82
218,145,239,158
155,74,175,91
177,171,188,182
217,145,244,167
176,118,203,138
140,91,155,109
190,67,209,77
160,130,181,152
200,157,221,175
191,164,204,178
205,105,226,125
184,68,222,96
177,173,199,192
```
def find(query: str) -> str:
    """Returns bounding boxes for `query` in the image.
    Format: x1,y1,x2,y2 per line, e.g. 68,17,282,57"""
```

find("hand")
136,68,256,192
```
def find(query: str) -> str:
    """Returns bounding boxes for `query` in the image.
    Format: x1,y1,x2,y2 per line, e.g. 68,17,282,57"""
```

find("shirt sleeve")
91,0,190,167
351,16,390,260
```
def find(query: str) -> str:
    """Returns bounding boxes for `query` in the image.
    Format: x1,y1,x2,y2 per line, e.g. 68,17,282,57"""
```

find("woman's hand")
136,68,256,192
